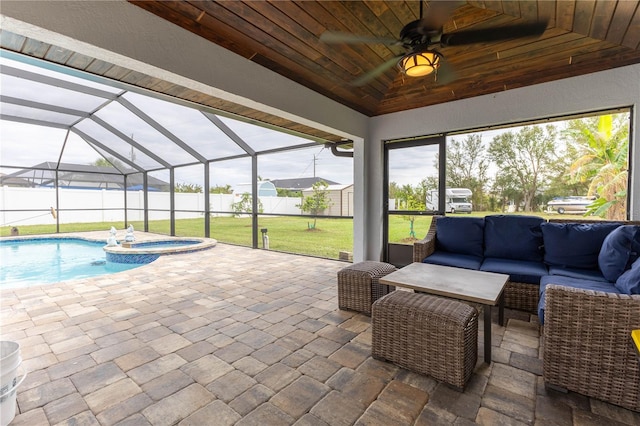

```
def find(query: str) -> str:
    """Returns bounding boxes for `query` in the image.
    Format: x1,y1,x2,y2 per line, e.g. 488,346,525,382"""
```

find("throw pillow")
598,225,640,282
436,217,484,257
615,257,640,295
542,222,621,269
484,215,544,261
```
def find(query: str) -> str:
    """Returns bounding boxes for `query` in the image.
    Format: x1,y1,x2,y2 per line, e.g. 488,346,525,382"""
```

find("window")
383,109,632,266
445,110,631,220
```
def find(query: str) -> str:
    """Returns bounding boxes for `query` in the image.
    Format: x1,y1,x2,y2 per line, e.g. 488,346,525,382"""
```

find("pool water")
0,238,143,288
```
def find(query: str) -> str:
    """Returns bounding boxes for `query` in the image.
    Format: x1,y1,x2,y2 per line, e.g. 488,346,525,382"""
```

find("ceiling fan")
320,0,548,86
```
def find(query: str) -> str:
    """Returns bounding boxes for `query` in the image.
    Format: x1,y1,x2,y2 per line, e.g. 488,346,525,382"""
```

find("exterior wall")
300,185,354,217
327,191,342,216
342,187,354,216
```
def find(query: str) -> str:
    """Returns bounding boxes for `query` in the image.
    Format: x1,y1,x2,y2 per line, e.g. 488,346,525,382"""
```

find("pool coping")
103,238,217,256
1,234,218,256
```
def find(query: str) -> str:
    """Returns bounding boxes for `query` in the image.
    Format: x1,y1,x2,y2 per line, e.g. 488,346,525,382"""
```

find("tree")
392,181,427,239
91,157,126,170
491,174,522,213
489,125,558,212
276,188,302,197
175,182,202,193
388,182,401,204
446,135,489,210
562,113,629,220
297,180,332,230
210,184,232,194
231,193,263,217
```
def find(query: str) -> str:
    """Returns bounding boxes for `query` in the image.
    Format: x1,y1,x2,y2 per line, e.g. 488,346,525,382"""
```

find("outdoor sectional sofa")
412,214,640,411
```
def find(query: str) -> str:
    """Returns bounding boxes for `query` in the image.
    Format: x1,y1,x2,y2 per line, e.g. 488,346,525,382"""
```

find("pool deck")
1,232,639,425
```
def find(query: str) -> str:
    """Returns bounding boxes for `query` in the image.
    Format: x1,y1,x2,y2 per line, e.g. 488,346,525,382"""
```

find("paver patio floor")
1,233,639,425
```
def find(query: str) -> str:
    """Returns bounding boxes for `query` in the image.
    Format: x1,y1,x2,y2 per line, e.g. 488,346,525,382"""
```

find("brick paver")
3,234,640,425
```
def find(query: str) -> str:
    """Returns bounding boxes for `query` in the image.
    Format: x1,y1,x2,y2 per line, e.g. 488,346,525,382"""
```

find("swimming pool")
0,238,142,288
0,236,217,288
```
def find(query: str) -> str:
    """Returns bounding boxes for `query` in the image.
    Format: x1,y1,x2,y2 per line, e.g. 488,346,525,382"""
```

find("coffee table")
379,262,509,364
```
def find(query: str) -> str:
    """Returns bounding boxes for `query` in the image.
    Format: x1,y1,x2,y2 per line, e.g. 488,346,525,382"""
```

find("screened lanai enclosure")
0,50,355,259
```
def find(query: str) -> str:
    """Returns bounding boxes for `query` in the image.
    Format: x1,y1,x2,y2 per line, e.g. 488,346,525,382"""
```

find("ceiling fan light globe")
399,51,441,77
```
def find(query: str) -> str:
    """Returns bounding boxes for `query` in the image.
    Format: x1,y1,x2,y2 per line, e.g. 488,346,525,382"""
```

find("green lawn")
1,210,600,259
0,216,355,259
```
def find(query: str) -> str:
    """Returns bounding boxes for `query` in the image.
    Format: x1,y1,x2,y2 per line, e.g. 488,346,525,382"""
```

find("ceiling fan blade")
435,57,456,85
320,31,400,46
350,55,402,87
440,21,548,46
417,0,462,34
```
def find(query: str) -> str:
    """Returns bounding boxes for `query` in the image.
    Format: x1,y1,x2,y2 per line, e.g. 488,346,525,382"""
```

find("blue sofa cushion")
538,275,621,324
547,266,608,282
484,215,544,261
615,258,640,295
598,225,640,282
541,222,620,269
480,257,547,285
423,251,483,270
436,217,484,257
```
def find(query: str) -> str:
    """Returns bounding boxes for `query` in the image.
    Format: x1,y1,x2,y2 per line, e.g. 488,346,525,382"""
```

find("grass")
0,216,354,259
1,210,600,259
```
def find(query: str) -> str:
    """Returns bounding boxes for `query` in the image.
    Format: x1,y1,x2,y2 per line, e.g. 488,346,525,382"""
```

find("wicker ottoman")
372,291,478,390
337,261,397,315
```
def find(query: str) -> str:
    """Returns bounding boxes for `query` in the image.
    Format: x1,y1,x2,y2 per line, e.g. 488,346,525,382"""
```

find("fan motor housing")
400,19,439,49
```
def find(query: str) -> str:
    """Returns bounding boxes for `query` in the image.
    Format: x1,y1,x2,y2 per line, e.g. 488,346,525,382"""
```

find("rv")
426,188,473,213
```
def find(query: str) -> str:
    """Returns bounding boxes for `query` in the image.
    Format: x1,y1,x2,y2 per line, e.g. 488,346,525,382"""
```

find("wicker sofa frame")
543,285,640,411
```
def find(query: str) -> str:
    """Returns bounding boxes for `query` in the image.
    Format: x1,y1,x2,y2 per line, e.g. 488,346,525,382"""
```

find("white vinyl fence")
0,187,305,227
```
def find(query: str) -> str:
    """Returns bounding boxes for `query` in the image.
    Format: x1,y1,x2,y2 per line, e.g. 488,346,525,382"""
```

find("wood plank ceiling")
130,0,640,117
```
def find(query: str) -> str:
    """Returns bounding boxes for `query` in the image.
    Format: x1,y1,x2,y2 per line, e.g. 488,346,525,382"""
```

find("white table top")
379,262,509,305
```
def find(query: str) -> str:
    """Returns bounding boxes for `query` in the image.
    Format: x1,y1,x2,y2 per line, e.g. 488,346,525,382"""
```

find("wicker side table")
372,291,478,390
337,261,397,315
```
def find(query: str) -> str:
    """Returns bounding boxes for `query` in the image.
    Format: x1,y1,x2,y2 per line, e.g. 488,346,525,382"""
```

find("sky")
0,119,355,187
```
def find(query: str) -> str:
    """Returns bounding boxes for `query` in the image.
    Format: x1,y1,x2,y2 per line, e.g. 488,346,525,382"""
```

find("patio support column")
204,162,210,238
170,168,175,236
353,136,370,262
362,132,385,262
251,155,258,249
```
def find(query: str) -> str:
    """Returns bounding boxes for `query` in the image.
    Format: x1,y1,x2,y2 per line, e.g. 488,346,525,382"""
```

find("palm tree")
563,114,629,220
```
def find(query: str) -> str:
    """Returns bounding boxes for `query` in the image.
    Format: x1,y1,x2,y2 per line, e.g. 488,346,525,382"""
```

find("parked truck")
426,188,473,213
